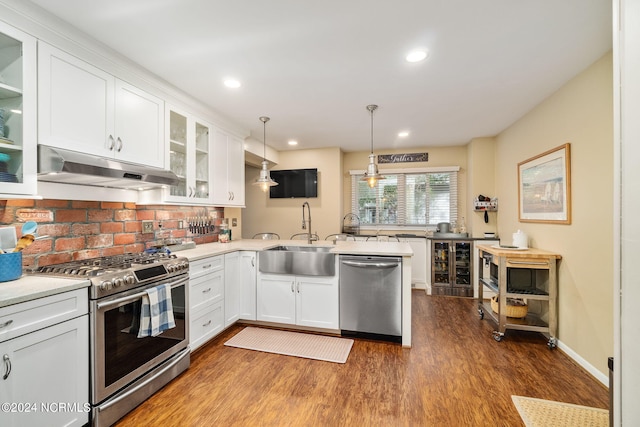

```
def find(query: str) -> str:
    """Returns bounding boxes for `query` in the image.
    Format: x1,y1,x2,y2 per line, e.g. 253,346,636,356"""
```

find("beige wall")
467,137,498,237
242,147,343,240
495,52,613,375
342,146,468,233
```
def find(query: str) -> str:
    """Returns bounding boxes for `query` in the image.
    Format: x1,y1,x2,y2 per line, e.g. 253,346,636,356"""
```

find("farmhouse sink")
259,245,335,276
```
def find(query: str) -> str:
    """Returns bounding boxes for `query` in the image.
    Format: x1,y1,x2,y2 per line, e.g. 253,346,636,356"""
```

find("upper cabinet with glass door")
0,21,36,197
165,107,211,204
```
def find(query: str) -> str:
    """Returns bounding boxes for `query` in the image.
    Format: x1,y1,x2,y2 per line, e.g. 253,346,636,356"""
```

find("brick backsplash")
0,199,224,269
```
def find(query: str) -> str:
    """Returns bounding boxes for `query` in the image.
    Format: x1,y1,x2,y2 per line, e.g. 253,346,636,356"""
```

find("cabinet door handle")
116,136,123,152
2,354,11,380
202,264,212,269
231,192,234,200
251,257,255,267
202,288,212,294
291,281,295,293
0,319,13,329
296,282,300,293
202,320,212,327
108,134,115,150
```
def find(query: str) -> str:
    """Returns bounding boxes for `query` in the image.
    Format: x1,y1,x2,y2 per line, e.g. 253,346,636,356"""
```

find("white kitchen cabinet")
164,106,212,203
239,251,257,321
189,256,225,351
38,42,164,168
212,128,245,206
224,251,240,327
257,273,339,330
398,237,427,289
0,289,89,427
0,21,37,197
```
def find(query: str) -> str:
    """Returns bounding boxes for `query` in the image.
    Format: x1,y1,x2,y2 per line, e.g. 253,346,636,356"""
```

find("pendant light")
253,116,278,192
361,104,385,188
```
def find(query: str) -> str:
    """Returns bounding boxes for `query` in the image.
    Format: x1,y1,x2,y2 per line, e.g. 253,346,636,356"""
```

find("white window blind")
351,169,458,227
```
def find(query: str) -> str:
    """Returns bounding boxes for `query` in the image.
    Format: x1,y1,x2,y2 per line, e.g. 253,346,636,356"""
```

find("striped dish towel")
137,283,176,338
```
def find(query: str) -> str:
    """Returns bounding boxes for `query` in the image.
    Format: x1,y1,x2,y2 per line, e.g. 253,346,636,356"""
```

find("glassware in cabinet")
0,22,36,196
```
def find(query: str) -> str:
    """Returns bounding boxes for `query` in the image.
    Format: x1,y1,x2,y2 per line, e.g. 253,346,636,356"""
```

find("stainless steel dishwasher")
339,255,402,342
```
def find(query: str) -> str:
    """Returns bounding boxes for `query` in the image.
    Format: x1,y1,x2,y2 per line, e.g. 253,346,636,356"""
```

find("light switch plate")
142,221,154,234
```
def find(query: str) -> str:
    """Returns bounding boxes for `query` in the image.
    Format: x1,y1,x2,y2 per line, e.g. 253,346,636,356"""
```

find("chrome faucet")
301,202,314,244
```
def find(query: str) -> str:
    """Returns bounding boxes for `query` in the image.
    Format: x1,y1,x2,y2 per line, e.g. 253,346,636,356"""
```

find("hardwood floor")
115,291,608,426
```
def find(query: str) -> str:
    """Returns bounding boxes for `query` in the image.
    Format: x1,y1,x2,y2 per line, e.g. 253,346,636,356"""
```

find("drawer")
0,288,89,343
189,256,224,279
505,258,551,270
189,301,224,351
189,270,224,311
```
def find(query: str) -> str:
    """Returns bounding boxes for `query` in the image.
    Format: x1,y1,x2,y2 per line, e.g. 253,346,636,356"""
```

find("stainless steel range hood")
38,145,179,190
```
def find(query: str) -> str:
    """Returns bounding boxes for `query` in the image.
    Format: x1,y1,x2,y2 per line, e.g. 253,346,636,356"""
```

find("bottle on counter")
219,219,231,243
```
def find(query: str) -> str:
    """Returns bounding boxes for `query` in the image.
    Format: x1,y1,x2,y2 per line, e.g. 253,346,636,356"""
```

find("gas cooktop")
33,252,189,299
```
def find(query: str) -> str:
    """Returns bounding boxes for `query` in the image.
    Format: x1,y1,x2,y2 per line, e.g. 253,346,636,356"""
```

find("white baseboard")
557,339,609,387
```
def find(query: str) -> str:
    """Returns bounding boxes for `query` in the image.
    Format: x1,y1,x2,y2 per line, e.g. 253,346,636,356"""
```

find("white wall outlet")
178,221,184,229
232,218,237,227
142,220,154,234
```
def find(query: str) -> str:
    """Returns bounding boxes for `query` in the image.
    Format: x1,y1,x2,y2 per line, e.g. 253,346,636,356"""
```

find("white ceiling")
27,0,612,152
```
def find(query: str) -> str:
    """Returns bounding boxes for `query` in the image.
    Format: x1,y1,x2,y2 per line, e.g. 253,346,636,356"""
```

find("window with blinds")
351,170,458,226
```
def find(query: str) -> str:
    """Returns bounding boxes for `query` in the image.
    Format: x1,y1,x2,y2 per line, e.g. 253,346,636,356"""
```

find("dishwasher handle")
341,260,399,269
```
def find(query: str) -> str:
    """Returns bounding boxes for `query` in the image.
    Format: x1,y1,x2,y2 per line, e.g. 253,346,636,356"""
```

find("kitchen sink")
259,245,335,276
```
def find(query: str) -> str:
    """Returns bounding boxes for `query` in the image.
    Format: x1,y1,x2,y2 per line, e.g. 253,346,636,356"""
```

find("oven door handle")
96,276,189,310
97,348,190,412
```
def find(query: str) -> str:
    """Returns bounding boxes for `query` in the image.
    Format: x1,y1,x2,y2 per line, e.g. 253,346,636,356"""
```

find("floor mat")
224,327,354,363
512,395,609,427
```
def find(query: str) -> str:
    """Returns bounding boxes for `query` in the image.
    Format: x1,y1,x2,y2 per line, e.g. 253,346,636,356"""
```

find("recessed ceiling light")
406,49,428,63
398,131,409,138
224,78,241,88
288,140,298,146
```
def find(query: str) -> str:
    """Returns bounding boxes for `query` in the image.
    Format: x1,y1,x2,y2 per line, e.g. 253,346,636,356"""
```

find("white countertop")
177,239,413,261
0,275,90,309
0,239,413,309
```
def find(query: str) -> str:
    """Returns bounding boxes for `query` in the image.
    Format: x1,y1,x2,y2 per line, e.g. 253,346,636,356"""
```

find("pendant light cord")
366,104,378,155
370,108,374,154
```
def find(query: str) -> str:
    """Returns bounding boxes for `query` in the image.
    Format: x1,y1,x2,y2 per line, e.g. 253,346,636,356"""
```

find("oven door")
91,275,189,404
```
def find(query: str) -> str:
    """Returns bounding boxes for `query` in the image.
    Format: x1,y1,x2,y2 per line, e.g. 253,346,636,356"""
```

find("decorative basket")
0,251,22,282
490,295,528,318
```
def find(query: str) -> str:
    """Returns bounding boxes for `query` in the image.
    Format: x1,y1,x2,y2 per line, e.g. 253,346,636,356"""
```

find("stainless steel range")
35,252,190,427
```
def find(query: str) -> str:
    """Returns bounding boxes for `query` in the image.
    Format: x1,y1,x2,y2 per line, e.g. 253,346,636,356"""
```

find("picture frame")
518,143,571,224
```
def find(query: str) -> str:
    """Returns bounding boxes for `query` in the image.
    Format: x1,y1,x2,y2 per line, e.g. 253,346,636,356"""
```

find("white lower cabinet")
238,251,257,321
189,300,224,351
257,273,339,330
224,252,240,327
189,255,225,351
0,289,89,427
398,237,427,288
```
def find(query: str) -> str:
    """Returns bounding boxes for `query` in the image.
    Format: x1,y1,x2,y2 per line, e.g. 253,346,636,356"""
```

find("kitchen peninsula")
179,239,414,347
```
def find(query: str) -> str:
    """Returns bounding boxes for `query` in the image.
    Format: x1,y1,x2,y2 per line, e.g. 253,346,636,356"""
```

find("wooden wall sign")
377,152,428,164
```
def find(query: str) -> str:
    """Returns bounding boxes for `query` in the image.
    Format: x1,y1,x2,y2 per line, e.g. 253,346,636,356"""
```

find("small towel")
137,283,176,338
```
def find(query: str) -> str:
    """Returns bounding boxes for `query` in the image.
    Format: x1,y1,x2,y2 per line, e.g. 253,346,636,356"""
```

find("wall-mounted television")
269,168,318,198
